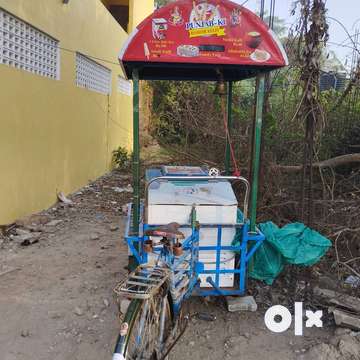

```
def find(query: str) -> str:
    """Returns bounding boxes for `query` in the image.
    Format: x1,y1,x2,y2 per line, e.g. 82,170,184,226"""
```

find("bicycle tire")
113,293,172,360
113,299,142,360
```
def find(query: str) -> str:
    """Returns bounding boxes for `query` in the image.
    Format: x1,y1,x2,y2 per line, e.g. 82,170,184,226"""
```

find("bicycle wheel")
113,291,172,360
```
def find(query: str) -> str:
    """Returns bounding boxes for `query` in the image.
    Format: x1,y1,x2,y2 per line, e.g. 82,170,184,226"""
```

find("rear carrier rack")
114,265,170,300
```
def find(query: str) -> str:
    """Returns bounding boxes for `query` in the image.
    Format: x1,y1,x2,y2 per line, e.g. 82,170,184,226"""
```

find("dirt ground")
1,170,359,360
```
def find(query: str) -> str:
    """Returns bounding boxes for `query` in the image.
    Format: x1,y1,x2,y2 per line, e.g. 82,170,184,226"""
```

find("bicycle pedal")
114,266,170,300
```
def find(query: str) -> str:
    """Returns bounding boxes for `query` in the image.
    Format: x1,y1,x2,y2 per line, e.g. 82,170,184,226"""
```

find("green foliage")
319,88,360,160
148,62,360,169
150,81,223,146
155,0,172,8
112,146,131,169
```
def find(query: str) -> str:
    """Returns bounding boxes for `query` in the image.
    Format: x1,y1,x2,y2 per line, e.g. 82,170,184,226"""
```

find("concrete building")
0,0,153,225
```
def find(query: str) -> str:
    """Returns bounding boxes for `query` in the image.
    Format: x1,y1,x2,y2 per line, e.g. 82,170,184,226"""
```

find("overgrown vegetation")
112,146,132,169
149,1,360,166
146,1,360,283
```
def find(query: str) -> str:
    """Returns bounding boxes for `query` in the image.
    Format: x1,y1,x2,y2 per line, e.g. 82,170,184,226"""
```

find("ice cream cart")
113,1,288,359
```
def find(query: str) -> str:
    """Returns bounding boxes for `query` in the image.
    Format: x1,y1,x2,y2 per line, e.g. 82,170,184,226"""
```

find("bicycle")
112,174,265,360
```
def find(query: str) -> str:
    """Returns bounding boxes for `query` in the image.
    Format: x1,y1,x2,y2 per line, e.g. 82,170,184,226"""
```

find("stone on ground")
226,295,258,312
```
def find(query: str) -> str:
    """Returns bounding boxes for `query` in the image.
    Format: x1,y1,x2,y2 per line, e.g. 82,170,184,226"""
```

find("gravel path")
0,170,358,360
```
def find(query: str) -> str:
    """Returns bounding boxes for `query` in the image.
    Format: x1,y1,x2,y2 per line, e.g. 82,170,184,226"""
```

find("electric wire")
271,0,276,29
260,0,265,20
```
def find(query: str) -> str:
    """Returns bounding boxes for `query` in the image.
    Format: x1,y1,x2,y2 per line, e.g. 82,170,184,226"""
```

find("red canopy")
120,0,288,81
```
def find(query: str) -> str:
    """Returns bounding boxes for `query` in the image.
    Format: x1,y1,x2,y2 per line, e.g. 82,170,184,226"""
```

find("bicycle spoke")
126,295,165,360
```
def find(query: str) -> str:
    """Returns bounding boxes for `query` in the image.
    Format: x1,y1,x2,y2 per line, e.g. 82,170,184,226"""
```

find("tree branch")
275,153,360,172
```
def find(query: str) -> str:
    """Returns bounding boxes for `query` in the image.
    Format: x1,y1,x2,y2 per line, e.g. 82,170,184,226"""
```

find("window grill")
76,53,112,95
0,8,59,79
118,76,132,96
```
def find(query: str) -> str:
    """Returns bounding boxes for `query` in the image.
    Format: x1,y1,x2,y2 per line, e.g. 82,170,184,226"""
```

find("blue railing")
124,203,265,302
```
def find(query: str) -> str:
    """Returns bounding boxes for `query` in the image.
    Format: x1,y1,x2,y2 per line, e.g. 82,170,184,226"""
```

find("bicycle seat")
145,222,185,239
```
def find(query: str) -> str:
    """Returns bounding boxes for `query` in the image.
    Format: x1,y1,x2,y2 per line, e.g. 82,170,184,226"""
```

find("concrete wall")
0,0,153,225
129,0,154,32
101,0,154,32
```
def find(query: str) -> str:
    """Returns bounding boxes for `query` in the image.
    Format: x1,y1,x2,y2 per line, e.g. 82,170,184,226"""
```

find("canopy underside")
123,62,280,81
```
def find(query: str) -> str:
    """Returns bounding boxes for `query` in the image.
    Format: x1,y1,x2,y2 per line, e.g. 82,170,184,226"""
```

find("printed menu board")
120,0,288,67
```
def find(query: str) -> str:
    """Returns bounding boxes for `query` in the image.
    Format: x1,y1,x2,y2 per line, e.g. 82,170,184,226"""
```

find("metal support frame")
225,81,233,175
250,75,265,232
125,219,264,302
132,69,140,235
130,70,264,254
194,221,264,297
124,202,265,307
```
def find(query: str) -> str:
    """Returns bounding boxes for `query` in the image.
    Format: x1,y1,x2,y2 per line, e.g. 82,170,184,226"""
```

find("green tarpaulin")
247,222,332,285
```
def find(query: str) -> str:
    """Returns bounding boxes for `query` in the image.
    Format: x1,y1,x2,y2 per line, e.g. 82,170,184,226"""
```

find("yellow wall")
129,0,154,32
0,0,153,225
101,0,154,32
101,0,130,8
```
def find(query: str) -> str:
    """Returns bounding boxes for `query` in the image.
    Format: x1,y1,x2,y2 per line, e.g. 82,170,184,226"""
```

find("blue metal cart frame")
124,175,265,315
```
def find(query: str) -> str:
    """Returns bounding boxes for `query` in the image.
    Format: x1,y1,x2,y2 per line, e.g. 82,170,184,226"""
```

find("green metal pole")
250,75,265,232
225,81,233,175
132,69,140,235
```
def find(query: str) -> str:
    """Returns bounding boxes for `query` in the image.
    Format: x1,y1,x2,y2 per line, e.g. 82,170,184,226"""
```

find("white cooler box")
147,179,238,288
